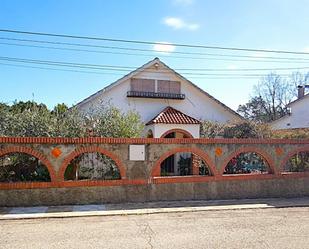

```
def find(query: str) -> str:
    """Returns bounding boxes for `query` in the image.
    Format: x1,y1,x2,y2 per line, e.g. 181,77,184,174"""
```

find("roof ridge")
287,93,309,107
146,106,200,125
74,57,242,121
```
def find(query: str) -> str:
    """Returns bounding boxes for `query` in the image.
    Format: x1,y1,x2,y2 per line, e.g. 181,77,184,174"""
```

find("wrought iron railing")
127,91,185,99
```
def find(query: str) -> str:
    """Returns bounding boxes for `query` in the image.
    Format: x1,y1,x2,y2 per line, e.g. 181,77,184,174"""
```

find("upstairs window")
131,78,155,92
128,78,184,99
158,80,180,94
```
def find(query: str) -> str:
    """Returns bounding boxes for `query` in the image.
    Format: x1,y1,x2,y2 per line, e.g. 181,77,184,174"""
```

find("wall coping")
0,137,309,145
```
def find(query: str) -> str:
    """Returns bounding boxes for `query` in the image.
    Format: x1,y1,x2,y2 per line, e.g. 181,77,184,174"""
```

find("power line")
0,56,307,77
0,62,125,76
2,41,309,64
0,62,295,80
0,28,309,55
0,56,309,73
1,37,309,62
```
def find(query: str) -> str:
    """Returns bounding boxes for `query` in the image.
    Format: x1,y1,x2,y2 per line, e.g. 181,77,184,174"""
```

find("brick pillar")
192,153,200,175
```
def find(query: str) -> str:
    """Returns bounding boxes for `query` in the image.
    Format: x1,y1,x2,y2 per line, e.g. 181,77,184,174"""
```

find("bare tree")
238,72,300,122
252,73,295,121
289,72,309,97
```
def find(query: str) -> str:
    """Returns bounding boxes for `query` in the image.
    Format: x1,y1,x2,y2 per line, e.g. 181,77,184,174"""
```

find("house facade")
76,58,241,139
271,85,309,130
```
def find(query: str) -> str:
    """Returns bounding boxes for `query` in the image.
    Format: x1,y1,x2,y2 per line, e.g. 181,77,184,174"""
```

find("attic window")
128,78,185,99
158,80,180,94
131,78,155,92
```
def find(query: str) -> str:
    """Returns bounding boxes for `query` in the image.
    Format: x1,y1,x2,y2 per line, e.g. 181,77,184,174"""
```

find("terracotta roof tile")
146,107,200,125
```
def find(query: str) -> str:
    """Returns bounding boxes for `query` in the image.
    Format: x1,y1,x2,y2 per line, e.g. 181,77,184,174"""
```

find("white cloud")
173,0,195,6
163,17,199,31
153,42,176,54
304,47,309,53
164,17,184,29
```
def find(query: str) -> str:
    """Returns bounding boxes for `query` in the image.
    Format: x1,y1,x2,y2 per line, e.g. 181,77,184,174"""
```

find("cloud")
304,47,309,53
153,42,176,54
172,0,195,6
163,17,199,31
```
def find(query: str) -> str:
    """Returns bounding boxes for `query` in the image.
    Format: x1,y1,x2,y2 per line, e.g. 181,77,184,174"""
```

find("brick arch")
160,129,194,138
220,146,276,175
279,146,309,173
0,146,56,182
151,147,218,177
58,146,126,181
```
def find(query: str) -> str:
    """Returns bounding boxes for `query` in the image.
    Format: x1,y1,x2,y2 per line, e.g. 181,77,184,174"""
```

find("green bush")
200,120,272,139
0,101,144,138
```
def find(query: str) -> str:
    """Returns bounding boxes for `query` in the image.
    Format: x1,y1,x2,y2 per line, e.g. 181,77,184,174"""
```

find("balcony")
127,91,185,100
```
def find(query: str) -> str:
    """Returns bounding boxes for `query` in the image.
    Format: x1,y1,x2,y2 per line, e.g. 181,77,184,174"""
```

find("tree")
0,103,10,137
0,101,144,182
10,101,49,114
88,107,144,138
238,72,297,122
200,120,271,139
0,101,144,138
289,72,309,97
52,103,69,116
237,96,269,122
52,106,86,137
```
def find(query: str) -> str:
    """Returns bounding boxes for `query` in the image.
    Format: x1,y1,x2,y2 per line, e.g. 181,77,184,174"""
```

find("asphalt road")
0,207,309,249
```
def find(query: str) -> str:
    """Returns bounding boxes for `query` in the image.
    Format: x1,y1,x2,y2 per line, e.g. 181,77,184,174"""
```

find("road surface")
0,207,308,249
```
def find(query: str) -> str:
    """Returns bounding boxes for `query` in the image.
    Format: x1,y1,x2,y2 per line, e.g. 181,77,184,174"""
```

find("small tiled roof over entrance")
146,106,200,125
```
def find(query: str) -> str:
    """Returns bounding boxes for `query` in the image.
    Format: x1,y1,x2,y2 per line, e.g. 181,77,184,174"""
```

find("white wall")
78,63,241,126
271,96,309,129
151,123,200,138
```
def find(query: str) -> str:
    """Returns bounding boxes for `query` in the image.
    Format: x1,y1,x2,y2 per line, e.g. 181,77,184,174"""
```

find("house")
74,58,243,176
271,85,309,130
76,58,241,139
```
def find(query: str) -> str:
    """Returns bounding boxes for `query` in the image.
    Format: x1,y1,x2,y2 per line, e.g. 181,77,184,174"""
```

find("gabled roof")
75,58,242,120
146,106,200,125
287,93,309,107
269,113,290,125
75,58,162,108
154,59,243,120
270,93,309,125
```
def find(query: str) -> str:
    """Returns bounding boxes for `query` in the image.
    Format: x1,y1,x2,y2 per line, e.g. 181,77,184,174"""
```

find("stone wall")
0,137,308,206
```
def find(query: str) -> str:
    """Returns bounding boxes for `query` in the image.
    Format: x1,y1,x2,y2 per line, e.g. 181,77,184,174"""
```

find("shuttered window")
157,80,181,94
131,78,155,92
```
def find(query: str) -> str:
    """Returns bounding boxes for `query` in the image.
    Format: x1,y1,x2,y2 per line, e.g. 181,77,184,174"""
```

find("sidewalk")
1,197,309,220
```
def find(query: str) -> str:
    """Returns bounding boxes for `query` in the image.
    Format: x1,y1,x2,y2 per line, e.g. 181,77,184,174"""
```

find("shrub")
200,120,272,139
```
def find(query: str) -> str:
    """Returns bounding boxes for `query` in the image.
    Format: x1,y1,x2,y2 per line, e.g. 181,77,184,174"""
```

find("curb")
1,200,309,221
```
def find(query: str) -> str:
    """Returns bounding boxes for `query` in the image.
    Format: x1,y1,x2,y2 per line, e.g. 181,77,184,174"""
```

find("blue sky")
0,0,308,110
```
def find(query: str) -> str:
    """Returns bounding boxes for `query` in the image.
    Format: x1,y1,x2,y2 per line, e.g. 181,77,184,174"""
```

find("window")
131,78,155,92
157,80,180,94
128,78,184,99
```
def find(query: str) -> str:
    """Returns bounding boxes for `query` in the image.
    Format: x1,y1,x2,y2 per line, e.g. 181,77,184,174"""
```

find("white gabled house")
76,58,242,139
271,85,309,130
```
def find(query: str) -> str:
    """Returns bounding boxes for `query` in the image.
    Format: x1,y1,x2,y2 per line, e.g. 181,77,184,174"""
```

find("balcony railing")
127,91,185,100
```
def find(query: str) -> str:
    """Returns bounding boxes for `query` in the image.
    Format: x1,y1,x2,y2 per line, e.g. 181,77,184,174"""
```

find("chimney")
298,85,305,99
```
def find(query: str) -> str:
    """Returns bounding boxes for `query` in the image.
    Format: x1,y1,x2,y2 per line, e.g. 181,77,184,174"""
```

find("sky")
0,0,308,111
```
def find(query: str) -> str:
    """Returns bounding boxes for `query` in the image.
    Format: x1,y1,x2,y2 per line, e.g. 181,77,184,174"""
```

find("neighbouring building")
76,57,242,139
271,85,309,130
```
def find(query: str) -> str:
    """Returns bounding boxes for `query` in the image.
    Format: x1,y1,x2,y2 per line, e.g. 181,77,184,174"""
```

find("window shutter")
169,81,180,94
157,80,170,93
158,80,180,94
131,78,155,92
